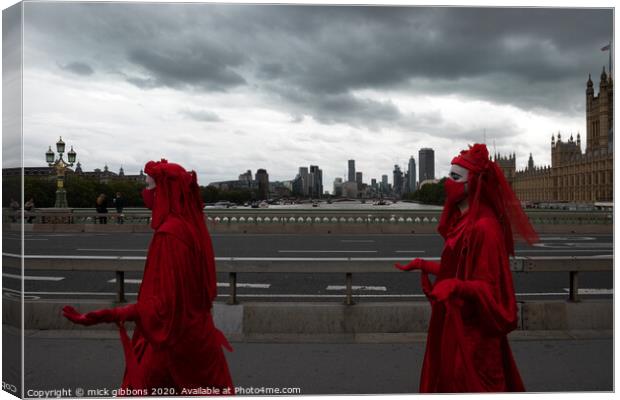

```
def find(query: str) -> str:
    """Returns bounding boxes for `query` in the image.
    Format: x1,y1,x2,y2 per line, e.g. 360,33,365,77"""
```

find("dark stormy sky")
3,0,614,189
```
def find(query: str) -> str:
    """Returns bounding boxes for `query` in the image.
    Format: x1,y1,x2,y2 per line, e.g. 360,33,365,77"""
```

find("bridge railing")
2,208,613,225
2,254,612,305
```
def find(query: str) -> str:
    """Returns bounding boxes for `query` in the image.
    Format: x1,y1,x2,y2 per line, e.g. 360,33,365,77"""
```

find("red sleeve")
135,232,196,349
458,217,519,335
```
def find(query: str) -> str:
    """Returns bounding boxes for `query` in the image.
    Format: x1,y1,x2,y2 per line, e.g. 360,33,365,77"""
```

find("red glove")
394,258,440,274
394,258,424,271
62,304,138,326
429,278,462,302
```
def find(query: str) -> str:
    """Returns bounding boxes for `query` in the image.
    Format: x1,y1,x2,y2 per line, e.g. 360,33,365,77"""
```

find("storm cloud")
16,2,614,185
58,61,94,76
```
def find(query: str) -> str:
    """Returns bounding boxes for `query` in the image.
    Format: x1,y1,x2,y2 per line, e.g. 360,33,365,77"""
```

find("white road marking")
539,237,595,241
516,250,612,253
277,250,378,253
533,243,612,249
326,285,387,291
106,279,271,289
77,248,147,252
562,288,613,295
2,273,65,281
107,278,143,284
4,237,48,241
217,282,271,289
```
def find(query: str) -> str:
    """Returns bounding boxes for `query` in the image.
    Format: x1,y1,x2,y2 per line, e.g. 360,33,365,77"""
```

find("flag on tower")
601,43,611,51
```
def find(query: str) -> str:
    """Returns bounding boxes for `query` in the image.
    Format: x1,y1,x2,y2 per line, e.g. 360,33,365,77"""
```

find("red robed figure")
396,144,538,392
63,159,234,394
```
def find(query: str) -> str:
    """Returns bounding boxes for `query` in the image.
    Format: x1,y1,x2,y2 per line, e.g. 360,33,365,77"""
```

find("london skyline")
3,1,613,188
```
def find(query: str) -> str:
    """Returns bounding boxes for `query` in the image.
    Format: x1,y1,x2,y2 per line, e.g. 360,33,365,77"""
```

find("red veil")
422,144,538,392
118,159,232,392
438,144,539,253
144,159,218,304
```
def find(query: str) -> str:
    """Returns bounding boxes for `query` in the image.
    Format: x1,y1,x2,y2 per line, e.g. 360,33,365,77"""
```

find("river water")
206,201,443,211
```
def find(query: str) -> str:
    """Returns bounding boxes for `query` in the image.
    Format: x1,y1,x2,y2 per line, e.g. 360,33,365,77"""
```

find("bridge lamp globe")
67,146,77,164
56,136,65,154
45,146,55,164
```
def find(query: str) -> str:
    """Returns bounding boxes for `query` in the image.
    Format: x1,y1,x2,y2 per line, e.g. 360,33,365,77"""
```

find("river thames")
206,200,443,211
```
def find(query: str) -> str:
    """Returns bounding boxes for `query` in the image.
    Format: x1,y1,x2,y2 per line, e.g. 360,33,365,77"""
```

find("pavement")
2,326,613,396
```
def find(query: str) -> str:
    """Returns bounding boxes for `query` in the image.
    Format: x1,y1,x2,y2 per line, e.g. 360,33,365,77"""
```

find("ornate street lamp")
45,136,76,208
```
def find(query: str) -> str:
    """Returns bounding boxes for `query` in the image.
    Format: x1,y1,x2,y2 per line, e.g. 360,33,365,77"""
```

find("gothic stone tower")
493,152,516,186
586,67,613,154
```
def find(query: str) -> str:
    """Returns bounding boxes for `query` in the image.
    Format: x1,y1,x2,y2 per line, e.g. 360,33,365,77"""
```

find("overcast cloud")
8,2,614,189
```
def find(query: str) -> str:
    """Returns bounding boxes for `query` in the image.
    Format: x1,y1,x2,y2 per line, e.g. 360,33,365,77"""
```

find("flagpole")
608,41,612,77
601,41,612,78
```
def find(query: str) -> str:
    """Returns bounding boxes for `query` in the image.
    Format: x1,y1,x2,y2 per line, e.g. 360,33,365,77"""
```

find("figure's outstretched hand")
394,258,425,272
429,278,461,302
63,304,137,326
62,305,98,326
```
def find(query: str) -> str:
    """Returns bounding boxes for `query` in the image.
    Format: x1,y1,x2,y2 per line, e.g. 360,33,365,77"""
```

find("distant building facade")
509,69,613,203
292,165,323,198
355,171,363,190
333,177,344,197
5,163,146,184
406,156,417,194
418,148,435,182
342,181,358,198
348,160,356,183
255,169,270,200
392,164,404,197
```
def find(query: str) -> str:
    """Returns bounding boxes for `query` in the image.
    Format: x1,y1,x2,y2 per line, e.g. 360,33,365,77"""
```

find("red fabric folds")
445,143,539,254
118,159,233,395
423,144,533,392
420,205,525,393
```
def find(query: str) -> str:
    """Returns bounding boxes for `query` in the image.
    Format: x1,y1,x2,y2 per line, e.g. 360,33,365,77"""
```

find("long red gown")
419,204,524,392
118,215,234,395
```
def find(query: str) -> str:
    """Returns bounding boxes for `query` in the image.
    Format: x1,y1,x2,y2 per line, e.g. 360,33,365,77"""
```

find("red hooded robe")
418,144,538,393
112,160,233,394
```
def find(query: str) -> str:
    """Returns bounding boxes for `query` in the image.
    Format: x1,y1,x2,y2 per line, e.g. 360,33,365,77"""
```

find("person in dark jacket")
96,193,108,224
113,192,125,224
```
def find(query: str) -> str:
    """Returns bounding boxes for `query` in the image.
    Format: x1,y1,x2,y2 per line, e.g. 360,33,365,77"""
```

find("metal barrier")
2,253,612,304
2,207,613,225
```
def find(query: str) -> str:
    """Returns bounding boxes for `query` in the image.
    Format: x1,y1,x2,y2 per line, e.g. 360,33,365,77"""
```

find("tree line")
402,178,446,205
2,175,260,208
3,175,445,208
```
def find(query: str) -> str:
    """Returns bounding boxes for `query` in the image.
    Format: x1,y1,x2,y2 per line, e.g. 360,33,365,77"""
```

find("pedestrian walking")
64,159,234,394
24,197,35,223
96,193,108,224
9,198,20,222
113,192,125,224
395,143,538,392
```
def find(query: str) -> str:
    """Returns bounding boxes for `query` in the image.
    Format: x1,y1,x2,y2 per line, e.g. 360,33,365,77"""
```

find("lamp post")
46,136,77,208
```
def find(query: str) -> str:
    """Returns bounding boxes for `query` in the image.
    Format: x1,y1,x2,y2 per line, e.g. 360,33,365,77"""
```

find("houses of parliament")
495,67,613,204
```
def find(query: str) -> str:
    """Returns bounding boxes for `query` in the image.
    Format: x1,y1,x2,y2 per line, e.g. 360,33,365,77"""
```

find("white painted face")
146,175,157,189
448,164,469,183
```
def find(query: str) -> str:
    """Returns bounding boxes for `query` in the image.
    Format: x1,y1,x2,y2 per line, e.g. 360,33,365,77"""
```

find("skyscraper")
393,165,404,197
407,156,417,193
333,177,343,197
381,174,388,195
418,148,435,183
348,160,356,182
355,171,363,190
239,169,252,189
309,165,323,198
255,169,269,200
299,167,309,196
